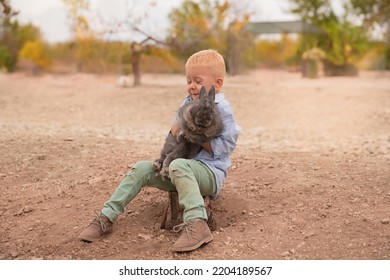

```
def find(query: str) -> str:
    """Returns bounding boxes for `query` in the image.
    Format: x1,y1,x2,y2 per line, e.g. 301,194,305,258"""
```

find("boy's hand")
170,124,179,137
171,123,213,153
202,142,212,153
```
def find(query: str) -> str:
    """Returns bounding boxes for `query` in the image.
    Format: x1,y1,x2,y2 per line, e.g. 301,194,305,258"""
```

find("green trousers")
101,159,217,223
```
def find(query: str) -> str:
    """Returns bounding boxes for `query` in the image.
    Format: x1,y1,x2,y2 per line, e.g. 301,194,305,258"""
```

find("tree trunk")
131,43,142,86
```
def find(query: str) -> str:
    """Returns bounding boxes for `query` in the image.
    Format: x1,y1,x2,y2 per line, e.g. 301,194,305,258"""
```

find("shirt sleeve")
210,101,241,158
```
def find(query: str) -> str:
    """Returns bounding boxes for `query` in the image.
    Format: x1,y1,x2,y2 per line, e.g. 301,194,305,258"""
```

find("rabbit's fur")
153,85,223,178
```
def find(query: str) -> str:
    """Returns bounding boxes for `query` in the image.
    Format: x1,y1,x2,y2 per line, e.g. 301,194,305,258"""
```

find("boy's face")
185,66,223,100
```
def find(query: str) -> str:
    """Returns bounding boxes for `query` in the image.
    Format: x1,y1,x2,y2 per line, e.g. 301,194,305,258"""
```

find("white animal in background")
117,75,131,87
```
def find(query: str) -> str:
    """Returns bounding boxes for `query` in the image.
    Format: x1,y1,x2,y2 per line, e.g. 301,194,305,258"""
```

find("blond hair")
185,49,226,79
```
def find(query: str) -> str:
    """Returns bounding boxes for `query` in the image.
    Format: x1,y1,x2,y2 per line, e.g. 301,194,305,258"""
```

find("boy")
78,49,240,252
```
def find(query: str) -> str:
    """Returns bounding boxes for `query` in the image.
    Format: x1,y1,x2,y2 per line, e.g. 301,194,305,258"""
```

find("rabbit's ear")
208,85,216,101
200,85,207,98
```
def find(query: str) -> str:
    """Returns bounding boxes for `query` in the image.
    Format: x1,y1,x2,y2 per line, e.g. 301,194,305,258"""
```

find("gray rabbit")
153,85,224,178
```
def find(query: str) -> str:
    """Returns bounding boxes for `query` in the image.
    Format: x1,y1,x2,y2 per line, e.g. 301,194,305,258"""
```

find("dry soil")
0,70,389,260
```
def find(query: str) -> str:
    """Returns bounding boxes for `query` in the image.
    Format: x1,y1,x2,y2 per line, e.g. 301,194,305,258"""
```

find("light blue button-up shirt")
179,93,241,198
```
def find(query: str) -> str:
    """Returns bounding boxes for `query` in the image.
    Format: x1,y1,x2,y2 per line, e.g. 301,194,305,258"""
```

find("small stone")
381,218,389,224
24,207,33,213
305,232,316,238
37,155,46,160
281,251,290,257
137,233,151,241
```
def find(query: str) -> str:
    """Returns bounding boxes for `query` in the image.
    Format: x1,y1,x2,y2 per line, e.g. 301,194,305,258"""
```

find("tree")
290,0,369,73
19,40,51,74
350,0,390,69
167,0,215,59
117,0,227,85
350,0,390,27
225,15,252,75
0,45,12,71
1,1,20,71
0,16,41,72
63,0,90,35
167,0,253,74
0,0,18,16
96,0,252,84
62,0,93,72
129,38,150,86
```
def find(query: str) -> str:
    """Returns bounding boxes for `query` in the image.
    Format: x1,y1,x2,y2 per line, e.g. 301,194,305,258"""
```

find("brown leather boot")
172,219,213,252
78,212,113,242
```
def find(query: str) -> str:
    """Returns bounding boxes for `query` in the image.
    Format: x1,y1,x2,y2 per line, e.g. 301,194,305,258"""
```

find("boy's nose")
188,82,197,89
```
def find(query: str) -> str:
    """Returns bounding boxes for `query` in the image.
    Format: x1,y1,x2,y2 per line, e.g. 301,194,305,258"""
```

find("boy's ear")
214,77,223,92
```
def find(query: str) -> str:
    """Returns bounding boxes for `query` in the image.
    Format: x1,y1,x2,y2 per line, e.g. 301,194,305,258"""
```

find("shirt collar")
214,93,224,104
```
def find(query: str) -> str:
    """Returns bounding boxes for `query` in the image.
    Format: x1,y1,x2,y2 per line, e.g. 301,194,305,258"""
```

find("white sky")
10,0,345,43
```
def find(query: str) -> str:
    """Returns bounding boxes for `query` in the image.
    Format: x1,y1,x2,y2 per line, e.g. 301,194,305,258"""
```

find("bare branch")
0,0,19,16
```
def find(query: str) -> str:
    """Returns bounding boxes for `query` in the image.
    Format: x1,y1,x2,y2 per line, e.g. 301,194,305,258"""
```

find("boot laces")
173,221,196,239
92,210,108,232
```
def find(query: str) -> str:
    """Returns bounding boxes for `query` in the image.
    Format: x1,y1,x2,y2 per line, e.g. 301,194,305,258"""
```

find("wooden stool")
160,192,215,230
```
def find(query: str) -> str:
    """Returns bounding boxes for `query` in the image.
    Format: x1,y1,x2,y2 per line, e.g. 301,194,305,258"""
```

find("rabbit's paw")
159,166,170,179
152,159,162,175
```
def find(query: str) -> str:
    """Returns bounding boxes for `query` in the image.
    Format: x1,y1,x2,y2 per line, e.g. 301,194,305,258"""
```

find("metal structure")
245,20,324,35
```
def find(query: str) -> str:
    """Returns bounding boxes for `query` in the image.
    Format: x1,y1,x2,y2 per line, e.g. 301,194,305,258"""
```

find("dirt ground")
0,70,389,260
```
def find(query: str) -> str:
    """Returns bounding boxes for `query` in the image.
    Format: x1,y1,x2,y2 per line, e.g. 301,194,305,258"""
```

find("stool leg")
160,192,183,230
161,192,215,230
